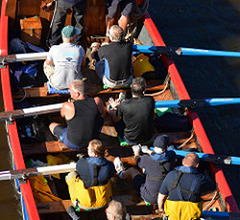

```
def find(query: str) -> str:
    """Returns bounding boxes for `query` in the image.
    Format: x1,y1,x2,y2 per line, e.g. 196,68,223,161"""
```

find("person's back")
45,26,85,89
66,98,103,147
158,153,216,220
92,25,132,87
138,150,176,204
97,41,132,81
48,43,85,89
117,96,154,142
66,140,116,210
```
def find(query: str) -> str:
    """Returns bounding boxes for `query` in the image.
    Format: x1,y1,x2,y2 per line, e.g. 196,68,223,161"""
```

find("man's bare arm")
157,193,167,213
61,102,75,120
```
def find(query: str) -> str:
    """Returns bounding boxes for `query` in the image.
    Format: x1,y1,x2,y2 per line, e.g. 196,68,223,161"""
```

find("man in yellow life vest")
66,139,116,216
157,153,216,220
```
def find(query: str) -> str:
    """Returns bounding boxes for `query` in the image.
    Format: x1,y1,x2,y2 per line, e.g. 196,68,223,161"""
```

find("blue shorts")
53,125,84,150
105,0,134,18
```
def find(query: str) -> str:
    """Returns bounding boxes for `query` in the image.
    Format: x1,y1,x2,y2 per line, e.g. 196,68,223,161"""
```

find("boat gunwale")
0,1,40,219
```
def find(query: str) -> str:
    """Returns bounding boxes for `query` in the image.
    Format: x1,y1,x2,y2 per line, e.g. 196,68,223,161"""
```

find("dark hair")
131,77,146,97
89,139,105,157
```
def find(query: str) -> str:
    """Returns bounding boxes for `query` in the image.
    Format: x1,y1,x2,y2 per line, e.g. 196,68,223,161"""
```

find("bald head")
182,153,200,168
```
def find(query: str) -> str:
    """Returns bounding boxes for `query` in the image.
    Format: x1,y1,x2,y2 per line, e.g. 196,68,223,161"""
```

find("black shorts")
106,0,134,18
133,174,145,193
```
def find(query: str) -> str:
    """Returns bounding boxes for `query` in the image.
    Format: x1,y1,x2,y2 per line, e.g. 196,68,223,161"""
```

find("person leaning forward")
66,139,116,213
91,25,132,88
109,77,155,144
49,80,105,150
44,26,86,90
114,135,176,205
157,153,216,220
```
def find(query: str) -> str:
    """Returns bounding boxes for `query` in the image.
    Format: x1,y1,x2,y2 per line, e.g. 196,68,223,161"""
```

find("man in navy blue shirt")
158,153,216,220
114,135,176,204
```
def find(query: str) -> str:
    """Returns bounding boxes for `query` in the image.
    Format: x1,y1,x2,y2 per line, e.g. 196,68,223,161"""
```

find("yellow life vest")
164,199,203,220
66,176,112,209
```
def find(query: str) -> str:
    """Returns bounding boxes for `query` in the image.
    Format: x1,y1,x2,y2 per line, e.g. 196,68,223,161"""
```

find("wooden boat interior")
2,0,237,219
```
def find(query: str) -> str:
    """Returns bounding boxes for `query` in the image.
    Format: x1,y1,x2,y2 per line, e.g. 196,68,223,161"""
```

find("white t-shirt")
47,42,85,89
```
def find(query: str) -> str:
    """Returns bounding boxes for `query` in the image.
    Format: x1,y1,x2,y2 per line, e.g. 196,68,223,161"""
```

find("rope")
202,190,219,211
145,76,170,97
178,130,195,149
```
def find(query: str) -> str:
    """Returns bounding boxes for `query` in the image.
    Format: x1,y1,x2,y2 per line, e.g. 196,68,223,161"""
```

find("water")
1,1,240,219
148,0,240,208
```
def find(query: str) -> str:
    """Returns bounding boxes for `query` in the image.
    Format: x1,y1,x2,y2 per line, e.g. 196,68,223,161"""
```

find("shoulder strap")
168,170,199,200
168,170,183,192
148,160,168,181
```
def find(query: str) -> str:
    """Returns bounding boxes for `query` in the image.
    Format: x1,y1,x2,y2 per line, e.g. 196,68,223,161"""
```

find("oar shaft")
0,52,48,63
133,45,240,57
2,46,240,64
181,47,240,57
0,103,63,121
172,149,240,165
155,98,240,108
0,163,76,181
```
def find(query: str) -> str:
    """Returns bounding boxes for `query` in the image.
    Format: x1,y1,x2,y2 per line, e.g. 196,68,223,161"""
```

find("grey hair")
71,79,86,94
106,200,127,220
109,25,124,42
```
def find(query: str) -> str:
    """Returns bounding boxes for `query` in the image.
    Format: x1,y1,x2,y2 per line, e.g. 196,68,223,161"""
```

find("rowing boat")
0,0,239,219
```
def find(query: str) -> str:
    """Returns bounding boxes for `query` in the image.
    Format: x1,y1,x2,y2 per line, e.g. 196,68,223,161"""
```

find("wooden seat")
13,83,70,99
22,129,195,156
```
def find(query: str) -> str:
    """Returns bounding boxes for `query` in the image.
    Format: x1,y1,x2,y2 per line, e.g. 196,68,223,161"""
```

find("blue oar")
172,149,240,166
149,147,240,165
201,210,238,219
155,98,240,108
133,45,240,57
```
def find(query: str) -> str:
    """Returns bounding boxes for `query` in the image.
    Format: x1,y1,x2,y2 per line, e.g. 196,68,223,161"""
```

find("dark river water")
1,0,240,219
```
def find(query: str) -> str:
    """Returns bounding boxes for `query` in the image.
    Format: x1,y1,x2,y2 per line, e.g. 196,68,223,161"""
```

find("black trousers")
50,0,86,46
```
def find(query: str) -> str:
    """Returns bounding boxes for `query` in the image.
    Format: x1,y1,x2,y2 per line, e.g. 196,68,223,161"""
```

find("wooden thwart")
22,131,194,156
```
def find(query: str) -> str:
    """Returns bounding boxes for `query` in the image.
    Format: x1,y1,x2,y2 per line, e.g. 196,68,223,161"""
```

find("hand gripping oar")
133,45,240,57
0,98,240,122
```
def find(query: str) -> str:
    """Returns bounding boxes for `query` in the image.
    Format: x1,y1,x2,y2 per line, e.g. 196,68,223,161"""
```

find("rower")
158,153,216,220
108,77,154,145
66,139,116,217
114,135,176,205
49,79,105,150
44,26,86,90
91,25,132,88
